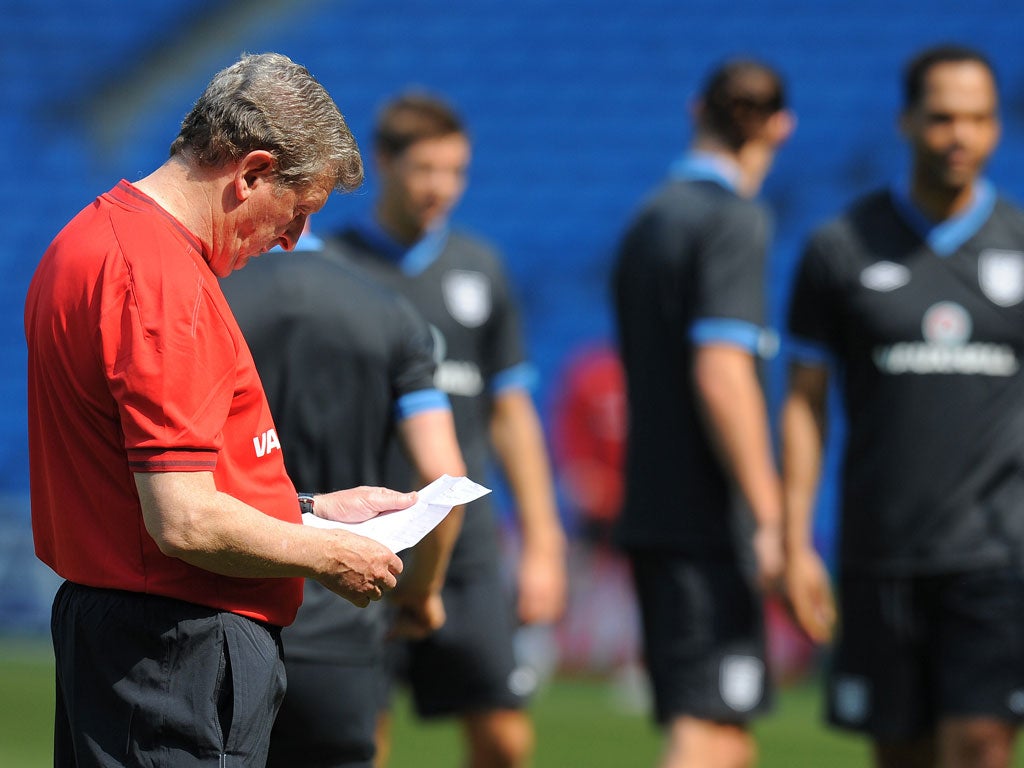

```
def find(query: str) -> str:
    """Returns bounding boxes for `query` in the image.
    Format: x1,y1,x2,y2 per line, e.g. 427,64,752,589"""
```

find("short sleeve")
482,253,529,384
693,200,770,327
392,294,440,394
104,254,233,471
392,294,449,419
787,231,841,363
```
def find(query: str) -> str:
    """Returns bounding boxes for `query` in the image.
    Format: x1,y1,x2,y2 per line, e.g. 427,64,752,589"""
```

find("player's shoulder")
328,225,375,256
317,245,417,313
990,193,1024,230
443,228,507,275
668,178,765,229
807,188,892,247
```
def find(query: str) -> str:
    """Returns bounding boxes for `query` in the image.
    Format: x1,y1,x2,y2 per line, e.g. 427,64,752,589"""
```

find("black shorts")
51,581,286,767
384,562,526,718
828,568,1024,739
268,658,382,768
629,551,772,725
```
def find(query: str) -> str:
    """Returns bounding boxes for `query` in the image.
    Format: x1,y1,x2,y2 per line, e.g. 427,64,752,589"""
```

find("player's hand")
784,546,836,644
753,520,785,593
313,486,418,524
387,590,447,640
517,542,567,625
314,530,404,608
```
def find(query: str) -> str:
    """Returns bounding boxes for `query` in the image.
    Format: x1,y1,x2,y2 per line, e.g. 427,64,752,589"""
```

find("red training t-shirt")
25,181,303,626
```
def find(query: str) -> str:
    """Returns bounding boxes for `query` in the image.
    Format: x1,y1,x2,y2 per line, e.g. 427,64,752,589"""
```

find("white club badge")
979,249,1024,307
719,655,764,713
832,675,871,725
443,270,492,328
922,301,972,345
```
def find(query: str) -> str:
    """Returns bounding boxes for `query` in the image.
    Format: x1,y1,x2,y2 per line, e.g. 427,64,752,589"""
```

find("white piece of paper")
301,474,490,553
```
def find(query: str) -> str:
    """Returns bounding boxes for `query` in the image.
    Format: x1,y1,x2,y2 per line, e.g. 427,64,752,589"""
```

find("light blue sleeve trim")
490,362,539,395
668,151,742,193
690,318,763,353
394,389,451,421
787,337,834,367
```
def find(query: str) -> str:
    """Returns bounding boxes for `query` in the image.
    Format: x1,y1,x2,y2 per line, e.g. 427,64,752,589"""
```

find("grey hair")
169,52,363,192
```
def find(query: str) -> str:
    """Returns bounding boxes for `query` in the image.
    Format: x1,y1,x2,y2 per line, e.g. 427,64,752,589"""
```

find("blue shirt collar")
353,215,450,276
668,150,742,193
890,178,996,257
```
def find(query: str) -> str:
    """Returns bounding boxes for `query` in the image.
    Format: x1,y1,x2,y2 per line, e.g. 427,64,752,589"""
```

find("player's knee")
710,728,756,768
465,710,534,768
942,719,1015,768
663,718,755,768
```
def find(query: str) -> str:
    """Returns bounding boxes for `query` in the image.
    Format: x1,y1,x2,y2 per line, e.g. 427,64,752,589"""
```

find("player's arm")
388,407,467,637
693,342,783,590
133,470,408,607
490,387,568,625
780,361,835,643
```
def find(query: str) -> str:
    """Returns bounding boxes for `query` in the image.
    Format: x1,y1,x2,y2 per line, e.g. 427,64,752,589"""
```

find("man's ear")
234,150,278,200
768,109,796,145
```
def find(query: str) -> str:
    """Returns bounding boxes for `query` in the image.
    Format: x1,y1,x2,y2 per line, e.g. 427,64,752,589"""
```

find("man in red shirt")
24,52,412,767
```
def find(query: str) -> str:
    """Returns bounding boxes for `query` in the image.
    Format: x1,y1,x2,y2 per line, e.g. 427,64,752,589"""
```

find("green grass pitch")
5,638,1018,767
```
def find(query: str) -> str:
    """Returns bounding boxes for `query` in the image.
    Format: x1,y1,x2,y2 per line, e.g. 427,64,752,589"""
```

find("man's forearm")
694,345,782,528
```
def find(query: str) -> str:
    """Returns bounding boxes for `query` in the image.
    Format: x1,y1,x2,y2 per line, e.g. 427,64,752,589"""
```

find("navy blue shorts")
51,581,286,767
828,568,1024,739
385,563,526,718
629,551,773,725
267,657,382,768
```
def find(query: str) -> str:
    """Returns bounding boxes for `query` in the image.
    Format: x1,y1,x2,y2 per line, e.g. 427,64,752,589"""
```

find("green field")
7,638,1021,767
0,637,873,767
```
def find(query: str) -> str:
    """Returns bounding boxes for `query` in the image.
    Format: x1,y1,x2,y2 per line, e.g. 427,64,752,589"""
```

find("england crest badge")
443,270,492,327
979,249,1024,307
719,655,764,713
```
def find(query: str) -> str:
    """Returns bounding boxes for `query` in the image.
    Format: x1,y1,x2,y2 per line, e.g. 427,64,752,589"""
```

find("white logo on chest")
860,261,910,292
979,249,1024,307
253,428,281,457
442,270,491,328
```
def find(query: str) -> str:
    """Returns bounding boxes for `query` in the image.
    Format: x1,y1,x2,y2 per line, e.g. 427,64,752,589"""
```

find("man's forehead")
921,61,997,100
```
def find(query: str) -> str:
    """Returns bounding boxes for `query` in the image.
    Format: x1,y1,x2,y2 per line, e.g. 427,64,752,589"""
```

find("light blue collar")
668,150,741,193
890,178,996,257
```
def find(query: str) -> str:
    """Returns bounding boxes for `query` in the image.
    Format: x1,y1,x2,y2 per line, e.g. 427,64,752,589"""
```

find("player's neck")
374,201,425,246
690,137,770,198
133,156,213,244
909,174,977,222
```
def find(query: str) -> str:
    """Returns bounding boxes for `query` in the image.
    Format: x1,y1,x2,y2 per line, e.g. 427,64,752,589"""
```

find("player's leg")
932,567,1024,768
662,716,755,768
937,719,1015,768
267,658,381,768
51,581,286,767
374,627,410,768
373,711,393,768
827,573,934,767
630,552,772,768
405,567,531,768
872,738,936,768
461,709,534,768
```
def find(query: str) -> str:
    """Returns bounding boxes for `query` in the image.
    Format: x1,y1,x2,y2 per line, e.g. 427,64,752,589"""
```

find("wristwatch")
298,494,315,516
